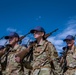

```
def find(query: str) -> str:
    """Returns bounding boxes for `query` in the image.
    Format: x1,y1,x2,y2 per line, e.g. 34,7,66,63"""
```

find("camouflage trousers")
64,68,76,75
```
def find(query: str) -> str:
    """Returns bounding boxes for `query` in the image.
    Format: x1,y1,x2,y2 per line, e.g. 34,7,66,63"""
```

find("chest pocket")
33,42,49,57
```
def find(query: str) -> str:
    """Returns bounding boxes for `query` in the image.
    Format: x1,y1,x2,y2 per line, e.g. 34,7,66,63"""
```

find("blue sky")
0,0,76,56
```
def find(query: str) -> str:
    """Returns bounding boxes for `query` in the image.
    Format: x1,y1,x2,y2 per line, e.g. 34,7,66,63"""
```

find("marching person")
0,45,4,75
61,35,76,75
0,32,26,75
15,26,62,75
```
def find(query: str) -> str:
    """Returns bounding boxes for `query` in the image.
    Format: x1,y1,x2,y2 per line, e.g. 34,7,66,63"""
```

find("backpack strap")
44,41,55,69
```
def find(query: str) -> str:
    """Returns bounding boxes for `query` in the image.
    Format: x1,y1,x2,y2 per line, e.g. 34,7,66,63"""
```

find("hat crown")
30,26,45,33
66,35,74,39
9,32,19,37
5,32,19,39
64,35,75,41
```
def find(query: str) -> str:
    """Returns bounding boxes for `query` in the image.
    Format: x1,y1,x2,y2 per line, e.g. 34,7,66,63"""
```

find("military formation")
0,26,76,75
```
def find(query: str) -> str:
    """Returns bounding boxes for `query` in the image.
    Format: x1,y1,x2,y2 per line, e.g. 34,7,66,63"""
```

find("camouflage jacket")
1,44,26,75
27,40,62,75
65,45,76,68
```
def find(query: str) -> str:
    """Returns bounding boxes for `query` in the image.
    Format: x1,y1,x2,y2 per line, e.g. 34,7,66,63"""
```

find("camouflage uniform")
1,44,26,75
24,40,62,75
23,56,32,75
64,46,76,75
0,58,2,75
0,45,5,75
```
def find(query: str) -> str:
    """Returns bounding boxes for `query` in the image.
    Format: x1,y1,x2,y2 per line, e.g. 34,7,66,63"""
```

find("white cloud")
58,25,76,39
47,37,63,46
0,39,8,45
55,46,63,52
58,19,76,39
21,37,30,44
7,27,17,32
47,36,64,53
47,17,76,55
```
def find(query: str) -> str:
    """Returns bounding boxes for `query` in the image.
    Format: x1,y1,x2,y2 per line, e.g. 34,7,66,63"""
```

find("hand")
15,56,21,63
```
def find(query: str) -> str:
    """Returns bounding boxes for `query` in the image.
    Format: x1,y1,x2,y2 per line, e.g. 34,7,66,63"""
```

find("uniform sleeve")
47,42,62,75
20,46,26,51
21,46,33,69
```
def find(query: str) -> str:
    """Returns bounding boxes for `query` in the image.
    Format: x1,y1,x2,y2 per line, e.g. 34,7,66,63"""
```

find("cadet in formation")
0,45,4,75
61,35,76,75
15,26,62,75
0,32,26,75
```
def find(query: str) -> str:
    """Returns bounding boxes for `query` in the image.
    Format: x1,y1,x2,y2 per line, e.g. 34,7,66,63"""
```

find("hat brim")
30,29,40,33
63,39,66,41
63,39,72,41
4,36,11,39
5,36,19,39
30,29,45,33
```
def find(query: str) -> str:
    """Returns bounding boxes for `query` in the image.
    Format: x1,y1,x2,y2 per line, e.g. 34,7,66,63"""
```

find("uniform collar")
35,40,46,46
11,44,20,51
